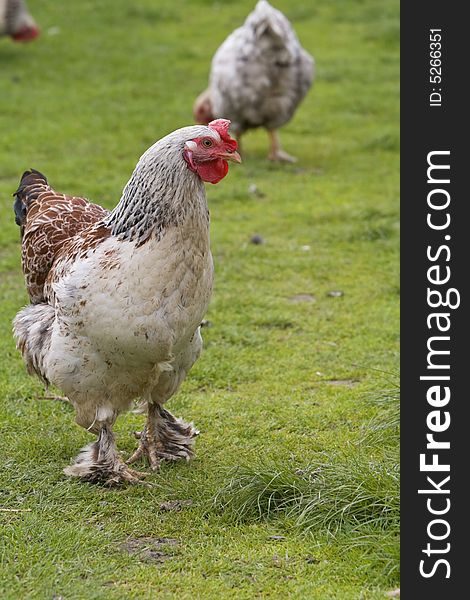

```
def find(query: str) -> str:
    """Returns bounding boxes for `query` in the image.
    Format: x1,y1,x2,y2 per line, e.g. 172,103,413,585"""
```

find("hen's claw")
127,430,161,471
268,149,297,163
102,465,149,487
267,130,297,163
36,394,70,403
128,404,199,470
64,425,149,486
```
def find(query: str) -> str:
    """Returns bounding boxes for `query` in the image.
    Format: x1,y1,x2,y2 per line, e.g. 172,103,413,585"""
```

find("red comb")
208,119,232,141
208,119,238,151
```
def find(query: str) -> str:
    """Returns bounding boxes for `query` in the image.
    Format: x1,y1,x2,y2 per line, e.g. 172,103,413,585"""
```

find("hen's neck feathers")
104,127,210,246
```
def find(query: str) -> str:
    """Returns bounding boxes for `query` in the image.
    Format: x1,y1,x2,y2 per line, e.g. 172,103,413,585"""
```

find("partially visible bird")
0,0,39,42
194,0,314,162
13,120,241,485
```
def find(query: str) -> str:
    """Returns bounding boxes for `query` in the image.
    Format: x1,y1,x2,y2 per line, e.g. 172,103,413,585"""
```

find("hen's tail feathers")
251,0,286,40
13,303,54,385
13,169,48,230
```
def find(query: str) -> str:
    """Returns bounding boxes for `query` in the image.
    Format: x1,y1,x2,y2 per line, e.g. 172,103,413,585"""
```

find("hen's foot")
267,130,297,163
268,149,297,163
127,404,199,470
64,425,147,486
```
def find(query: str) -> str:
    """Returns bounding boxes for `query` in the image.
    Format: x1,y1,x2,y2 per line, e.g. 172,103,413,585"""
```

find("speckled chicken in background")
0,0,39,41
194,0,314,162
13,120,241,485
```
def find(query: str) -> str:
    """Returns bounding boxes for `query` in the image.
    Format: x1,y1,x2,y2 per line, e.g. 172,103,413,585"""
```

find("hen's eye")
202,139,213,147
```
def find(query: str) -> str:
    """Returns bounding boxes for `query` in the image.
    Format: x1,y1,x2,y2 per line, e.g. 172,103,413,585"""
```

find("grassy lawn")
0,1,399,598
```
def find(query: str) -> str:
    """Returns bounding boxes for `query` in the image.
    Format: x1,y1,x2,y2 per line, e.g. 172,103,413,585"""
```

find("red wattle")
196,159,229,184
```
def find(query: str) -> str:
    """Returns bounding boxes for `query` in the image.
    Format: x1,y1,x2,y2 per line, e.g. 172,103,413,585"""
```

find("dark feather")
12,169,48,231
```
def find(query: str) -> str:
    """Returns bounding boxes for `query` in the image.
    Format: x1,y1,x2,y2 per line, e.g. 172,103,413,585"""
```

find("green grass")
0,0,399,598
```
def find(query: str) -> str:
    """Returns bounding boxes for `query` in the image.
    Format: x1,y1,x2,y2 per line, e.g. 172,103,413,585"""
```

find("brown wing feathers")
13,169,110,303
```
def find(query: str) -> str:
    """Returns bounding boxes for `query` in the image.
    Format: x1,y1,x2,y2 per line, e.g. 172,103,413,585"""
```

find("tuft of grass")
294,455,399,536
214,450,399,536
214,384,400,580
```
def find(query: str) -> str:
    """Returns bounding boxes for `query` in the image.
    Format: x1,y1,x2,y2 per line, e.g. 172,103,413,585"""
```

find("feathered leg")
64,425,147,485
127,403,199,471
267,129,297,163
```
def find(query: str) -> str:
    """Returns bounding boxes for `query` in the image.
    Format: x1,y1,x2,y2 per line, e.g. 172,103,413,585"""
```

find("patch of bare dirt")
325,379,359,387
121,537,179,564
288,293,316,303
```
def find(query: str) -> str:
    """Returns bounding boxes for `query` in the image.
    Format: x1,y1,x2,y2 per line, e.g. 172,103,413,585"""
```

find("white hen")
194,0,314,162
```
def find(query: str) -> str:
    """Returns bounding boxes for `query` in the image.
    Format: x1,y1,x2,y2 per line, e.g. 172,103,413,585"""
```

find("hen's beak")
220,151,242,164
